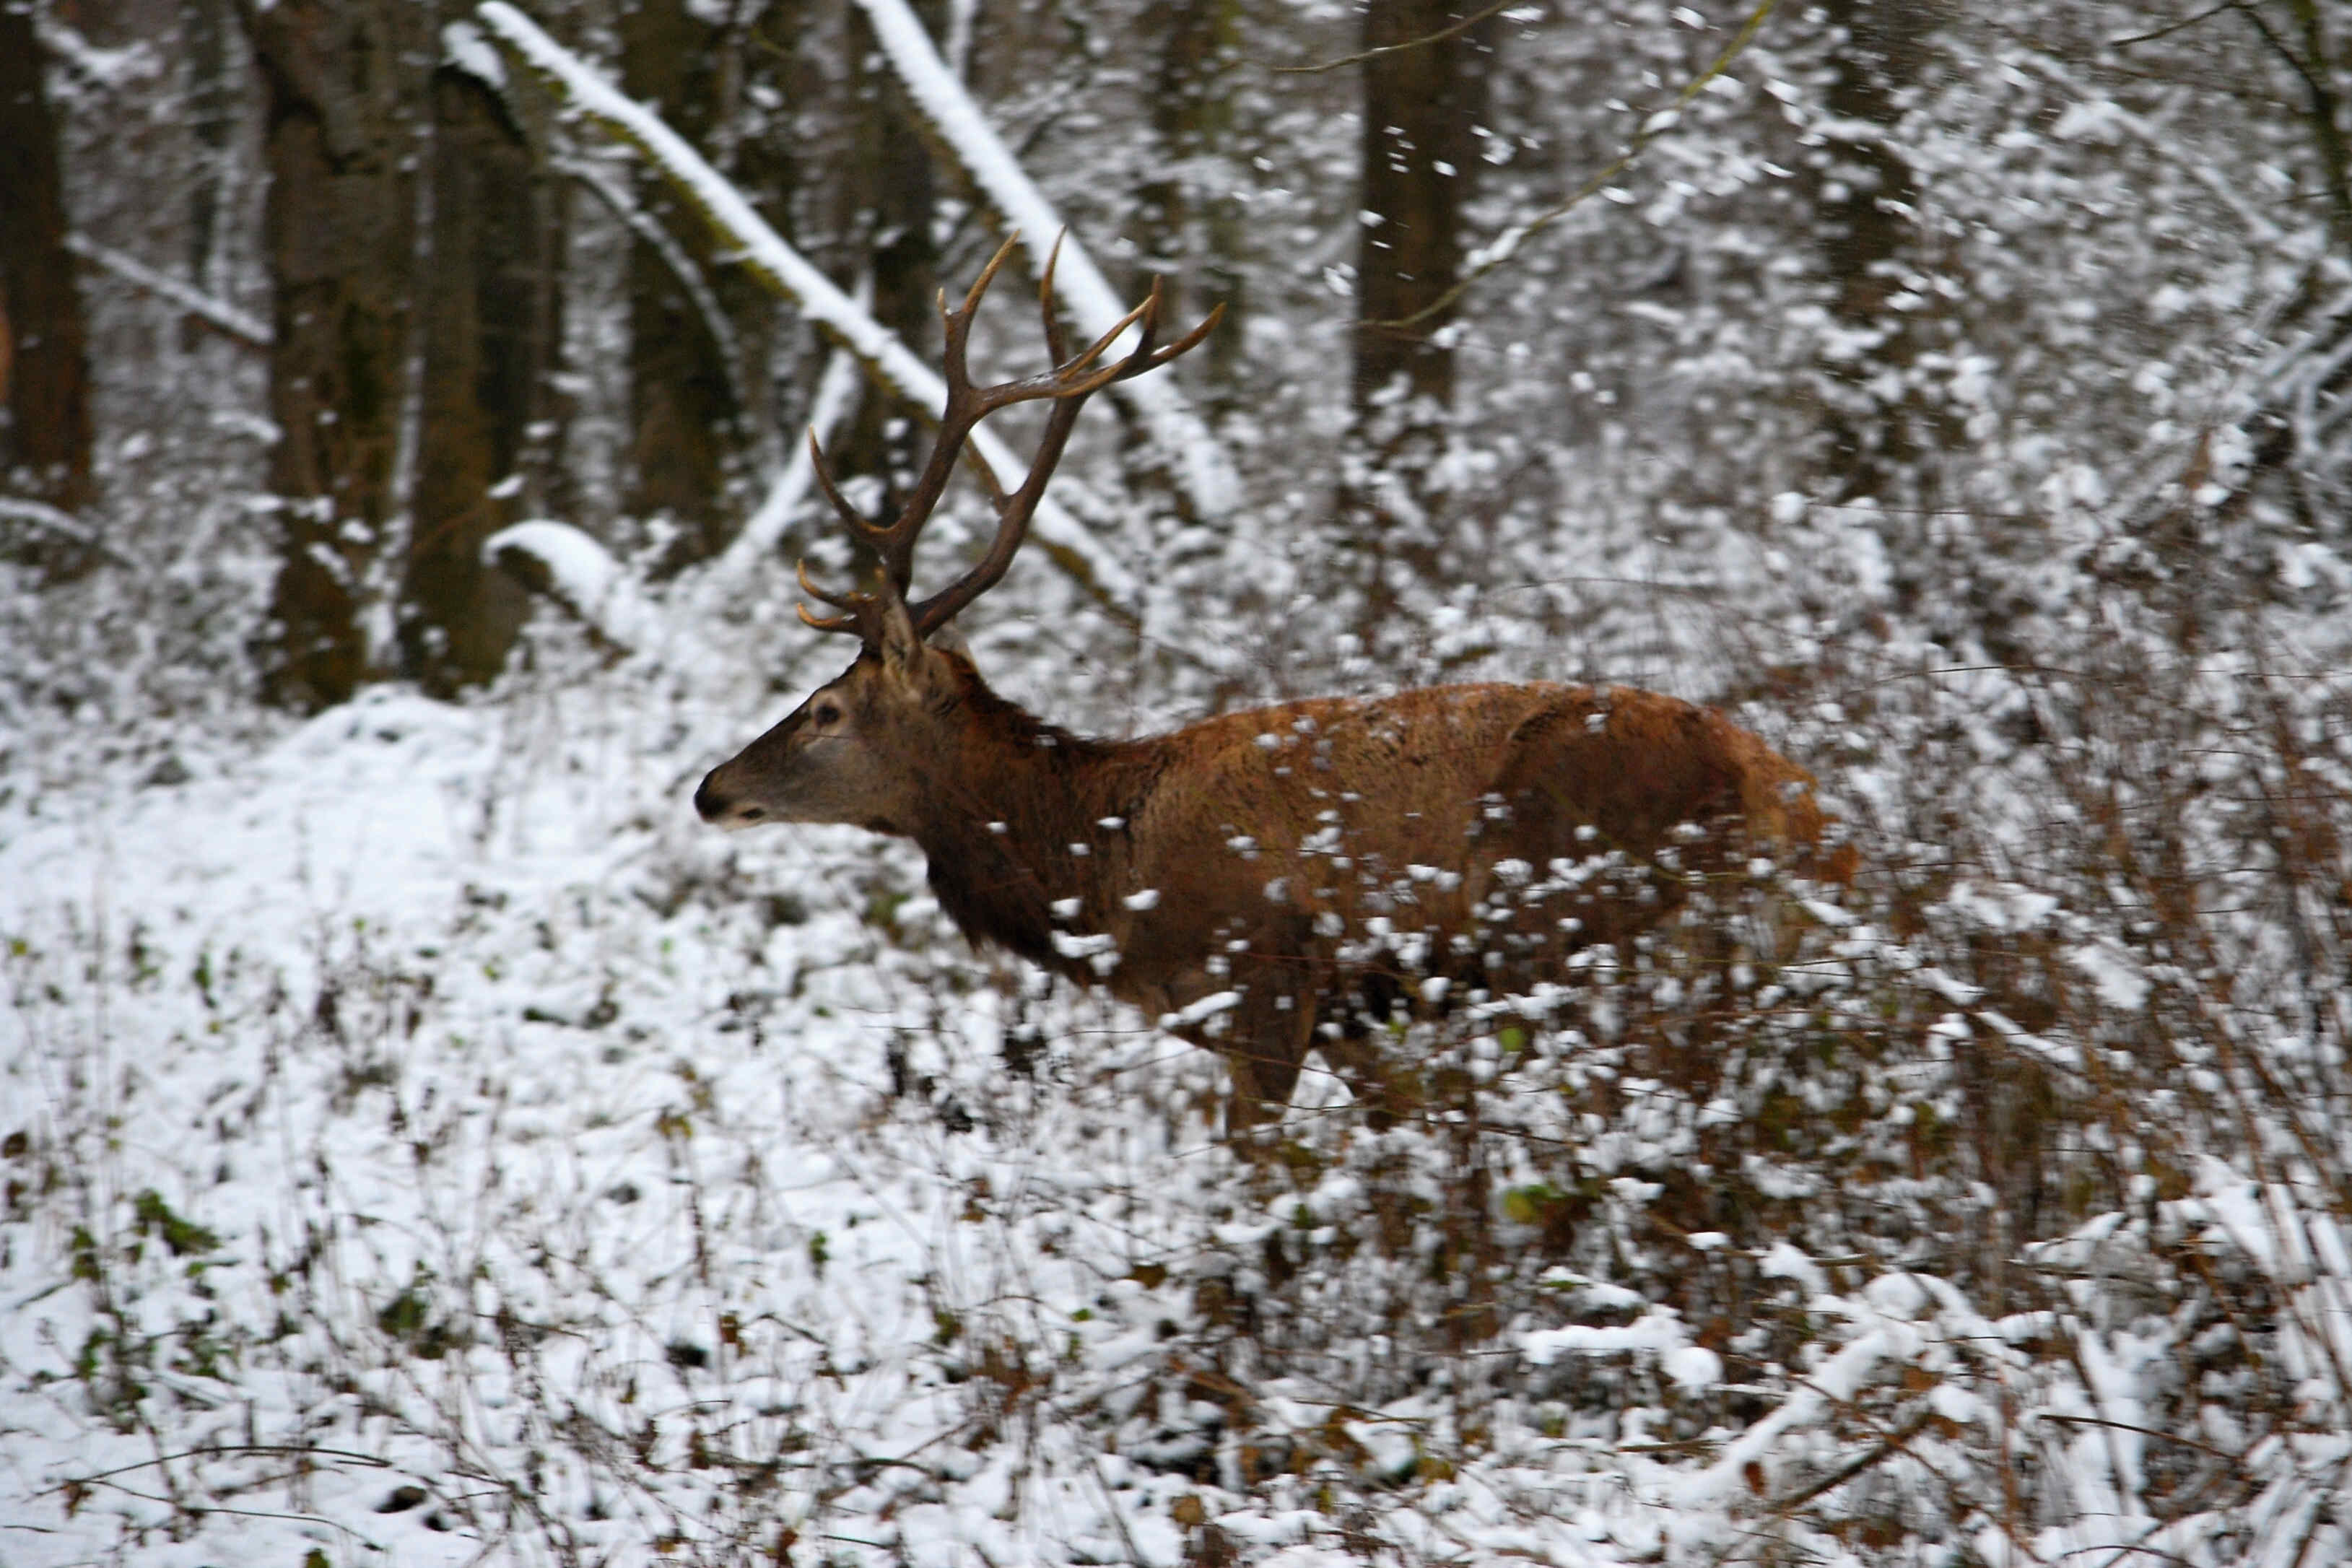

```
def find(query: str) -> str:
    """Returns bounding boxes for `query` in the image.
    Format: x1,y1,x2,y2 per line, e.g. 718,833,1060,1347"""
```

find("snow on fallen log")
847,0,1238,523
485,520,666,655
471,4,1150,622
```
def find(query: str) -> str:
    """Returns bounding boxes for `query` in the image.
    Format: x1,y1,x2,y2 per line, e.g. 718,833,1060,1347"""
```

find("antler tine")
806,430,877,541
951,232,1024,336
793,425,921,638
1144,299,1225,370
796,232,1222,648
823,231,1029,596
793,557,867,636
1050,287,1160,396
1037,232,1072,368
908,277,1218,638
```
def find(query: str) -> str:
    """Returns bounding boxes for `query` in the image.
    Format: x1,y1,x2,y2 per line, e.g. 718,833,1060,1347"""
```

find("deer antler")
796,232,1221,644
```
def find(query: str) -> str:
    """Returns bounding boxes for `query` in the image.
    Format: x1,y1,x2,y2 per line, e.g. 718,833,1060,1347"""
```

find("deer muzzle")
693,765,771,829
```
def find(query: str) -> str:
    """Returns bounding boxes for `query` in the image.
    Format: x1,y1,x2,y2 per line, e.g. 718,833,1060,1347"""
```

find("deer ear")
924,621,971,658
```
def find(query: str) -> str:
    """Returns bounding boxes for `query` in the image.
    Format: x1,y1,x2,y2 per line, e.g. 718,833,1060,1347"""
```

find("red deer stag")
697,236,1842,1127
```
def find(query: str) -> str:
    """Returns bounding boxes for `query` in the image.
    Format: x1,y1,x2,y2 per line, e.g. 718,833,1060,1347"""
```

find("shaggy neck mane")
913,657,1163,974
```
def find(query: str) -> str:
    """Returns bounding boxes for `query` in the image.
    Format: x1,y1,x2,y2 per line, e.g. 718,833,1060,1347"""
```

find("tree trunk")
183,0,240,302
1341,0,1488,609
248,0,420,710
1811,0,1933,505
827,0,942,552
620,0,750,567
399,65,560,696
0,1,95,518
1136,0,1245,400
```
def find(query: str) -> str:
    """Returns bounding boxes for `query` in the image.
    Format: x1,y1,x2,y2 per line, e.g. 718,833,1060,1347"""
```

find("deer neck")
907,687,1163,976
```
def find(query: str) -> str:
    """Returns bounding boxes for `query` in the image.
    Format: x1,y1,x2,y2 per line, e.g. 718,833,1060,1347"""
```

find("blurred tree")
181,0,240,317
1341,0,1491,614
1136,0,1247,399
399,64,563,697
1808,0,1938,508
620,0,801,568
248,1,567,707
822,0,943,542
0,0,95,519
246,0,420,709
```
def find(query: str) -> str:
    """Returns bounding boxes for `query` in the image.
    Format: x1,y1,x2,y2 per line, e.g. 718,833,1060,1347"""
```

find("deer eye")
813,702,843,728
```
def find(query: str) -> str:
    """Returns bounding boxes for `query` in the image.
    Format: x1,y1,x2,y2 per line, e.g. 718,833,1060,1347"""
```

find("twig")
1757,1410,1932,1521
63,234,271,347
36,1444,395,1494
2108,0,2245,49
1275,0,1522,76
1375,0,1777,330
0,496,131,568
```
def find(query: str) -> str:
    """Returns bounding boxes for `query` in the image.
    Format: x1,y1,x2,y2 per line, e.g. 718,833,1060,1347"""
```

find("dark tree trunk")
1136,0,1245,398
620,0,748,566
1812,0,1934,505
183,0,240,300
0,1,95,517
400,66,560,696
248,0,420,710
1341,0,1489,606
827,0,942,544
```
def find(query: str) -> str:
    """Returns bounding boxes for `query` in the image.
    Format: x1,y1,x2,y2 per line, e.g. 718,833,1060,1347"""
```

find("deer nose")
695,770,771,828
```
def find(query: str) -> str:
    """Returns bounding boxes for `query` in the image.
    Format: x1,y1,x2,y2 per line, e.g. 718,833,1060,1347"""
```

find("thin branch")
0,496,132,567
1274,0,1521,76
37,1445,396,1495
2235,0,2352,251
1753,1411,1933,1526
2035,1412,2246,1465
2108,0,2246,50
63,234,271,347
1374,0,1777,331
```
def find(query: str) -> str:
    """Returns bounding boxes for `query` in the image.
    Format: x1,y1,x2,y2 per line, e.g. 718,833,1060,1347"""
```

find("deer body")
693,236,1837,1124
700,642,1831,1119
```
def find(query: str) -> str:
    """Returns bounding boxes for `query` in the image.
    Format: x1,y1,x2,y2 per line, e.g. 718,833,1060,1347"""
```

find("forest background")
6,0,2352,1563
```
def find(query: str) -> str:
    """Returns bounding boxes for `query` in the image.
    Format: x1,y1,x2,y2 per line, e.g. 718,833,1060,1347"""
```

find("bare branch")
1373,0,1778,331
1274,0,1522,77
64,234,271,347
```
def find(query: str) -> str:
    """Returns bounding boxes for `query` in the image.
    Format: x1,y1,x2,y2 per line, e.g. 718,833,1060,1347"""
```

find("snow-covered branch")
65,235,271,347
484,521,667,655
848,0,1239,522
472,1,1147,617
719,341,865,577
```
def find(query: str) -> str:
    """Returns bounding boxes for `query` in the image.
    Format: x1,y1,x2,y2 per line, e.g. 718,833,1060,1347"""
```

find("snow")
0,681,1226,1564
484,518,668,653
20,0,2352,1557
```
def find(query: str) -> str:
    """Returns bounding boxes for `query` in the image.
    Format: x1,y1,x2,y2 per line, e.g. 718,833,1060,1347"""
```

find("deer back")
1081,682,1835,1020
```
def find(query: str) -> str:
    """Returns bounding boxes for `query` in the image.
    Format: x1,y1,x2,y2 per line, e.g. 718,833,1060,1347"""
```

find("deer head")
694,235,1220,836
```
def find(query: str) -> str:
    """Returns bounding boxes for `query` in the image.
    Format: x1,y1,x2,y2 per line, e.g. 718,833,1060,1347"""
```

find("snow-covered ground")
7,653,2349,1568
0,675,1216,1564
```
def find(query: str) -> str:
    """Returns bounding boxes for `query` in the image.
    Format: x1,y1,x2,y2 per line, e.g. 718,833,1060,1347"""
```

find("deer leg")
1212,951,1322,1133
